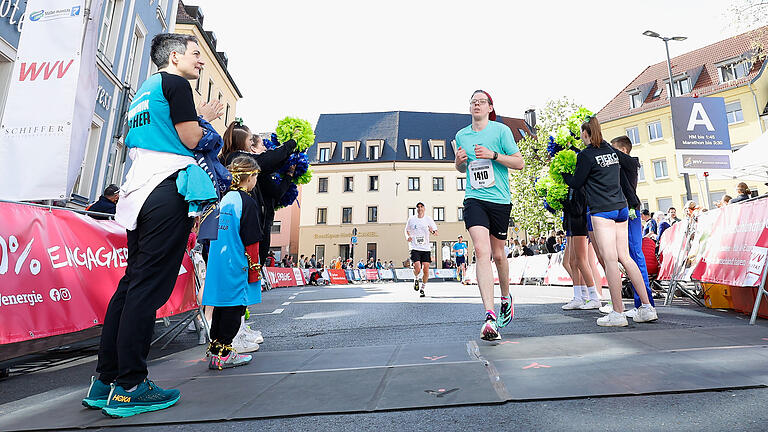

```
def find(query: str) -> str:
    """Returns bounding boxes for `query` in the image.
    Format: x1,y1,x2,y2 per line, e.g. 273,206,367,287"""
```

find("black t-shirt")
562,141,627,213
160,72,198,125
615,148,641,210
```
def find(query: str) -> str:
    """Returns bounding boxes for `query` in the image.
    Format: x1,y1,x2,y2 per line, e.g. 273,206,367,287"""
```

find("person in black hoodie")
88,184,120,219
562,116,657,327
610,136,654,316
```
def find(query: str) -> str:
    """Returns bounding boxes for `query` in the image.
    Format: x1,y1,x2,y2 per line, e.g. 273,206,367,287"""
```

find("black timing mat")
1,326,766,431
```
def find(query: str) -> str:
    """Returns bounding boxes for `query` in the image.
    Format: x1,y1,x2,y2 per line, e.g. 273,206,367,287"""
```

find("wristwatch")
492,151,498,161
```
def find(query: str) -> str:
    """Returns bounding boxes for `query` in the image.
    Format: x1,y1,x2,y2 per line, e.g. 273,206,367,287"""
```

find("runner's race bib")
415,235,426,246
469,159,495,189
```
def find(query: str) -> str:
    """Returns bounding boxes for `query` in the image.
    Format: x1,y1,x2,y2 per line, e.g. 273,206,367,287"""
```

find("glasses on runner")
470,98,489,105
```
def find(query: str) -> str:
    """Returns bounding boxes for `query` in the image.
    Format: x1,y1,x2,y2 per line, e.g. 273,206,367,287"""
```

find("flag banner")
327,269,347,284
0,202,196,345
0,0,103,200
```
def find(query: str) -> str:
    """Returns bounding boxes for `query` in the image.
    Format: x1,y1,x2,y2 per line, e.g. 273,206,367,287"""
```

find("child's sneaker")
208,351,252,370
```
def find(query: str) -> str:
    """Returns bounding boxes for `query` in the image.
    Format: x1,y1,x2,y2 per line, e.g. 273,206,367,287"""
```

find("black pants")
259,231,272,264
210,305,247,355
96,176,193,389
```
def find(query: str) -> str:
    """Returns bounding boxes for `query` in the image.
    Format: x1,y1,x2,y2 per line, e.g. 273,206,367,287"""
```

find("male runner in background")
405,202,438,297
453,235,468,282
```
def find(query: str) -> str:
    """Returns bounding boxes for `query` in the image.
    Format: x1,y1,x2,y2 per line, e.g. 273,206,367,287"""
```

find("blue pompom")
546,135,564,158
277,183,299,208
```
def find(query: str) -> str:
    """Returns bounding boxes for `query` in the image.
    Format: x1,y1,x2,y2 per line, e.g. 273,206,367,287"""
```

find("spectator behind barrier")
87,184,120,219
730,182,751,204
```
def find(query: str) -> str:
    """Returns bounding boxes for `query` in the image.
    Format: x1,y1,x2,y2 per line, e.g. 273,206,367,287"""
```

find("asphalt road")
1,280,766,431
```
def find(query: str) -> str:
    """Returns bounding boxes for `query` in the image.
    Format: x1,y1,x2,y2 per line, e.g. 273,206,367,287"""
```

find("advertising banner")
365,269,380,281
291,268,305,285
433,269,457,279
265,267,297,288
670,97,732,174
0,202,196,345
0,0,104,200
522,255,550,279
379,269,395,280
327,269,347,284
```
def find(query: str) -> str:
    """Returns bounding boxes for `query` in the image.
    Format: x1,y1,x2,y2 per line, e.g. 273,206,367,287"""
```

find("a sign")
0,202,197,344
328,269,347,284
351,236,358,244
365,269,379,280
0,0,103,200
670,97,732,174
265,267,298,287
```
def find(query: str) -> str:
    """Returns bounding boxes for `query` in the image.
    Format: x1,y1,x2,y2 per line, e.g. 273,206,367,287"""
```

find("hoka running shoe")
82,376,111,409
100,379,180,418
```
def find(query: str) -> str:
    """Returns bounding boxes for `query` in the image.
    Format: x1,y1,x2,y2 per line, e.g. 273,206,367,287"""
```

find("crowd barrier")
463,254,608,287
269,267,458,286
0,201,197,346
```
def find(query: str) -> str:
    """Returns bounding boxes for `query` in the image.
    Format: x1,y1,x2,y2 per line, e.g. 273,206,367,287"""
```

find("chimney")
524,108,536,131
205,31,217,49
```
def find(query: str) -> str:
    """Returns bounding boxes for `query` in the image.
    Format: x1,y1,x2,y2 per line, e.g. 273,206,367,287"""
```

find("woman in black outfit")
562,116,657,327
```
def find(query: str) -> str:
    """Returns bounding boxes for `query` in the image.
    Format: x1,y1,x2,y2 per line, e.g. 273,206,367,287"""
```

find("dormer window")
630,92,643,109
366,139,383,160
343,146,355,161
341,140,360,161
665,76,691,97
718,57,752,83
317,142,335,162
405,139,421,159
428,139,445,159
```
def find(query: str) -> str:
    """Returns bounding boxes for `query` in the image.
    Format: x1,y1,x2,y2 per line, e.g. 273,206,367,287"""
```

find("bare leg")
491,236,510,298
421,262,430,285
587,242,603,299
468,226,494,311
413,261,422,279
570,236,595,288
590,216,625,313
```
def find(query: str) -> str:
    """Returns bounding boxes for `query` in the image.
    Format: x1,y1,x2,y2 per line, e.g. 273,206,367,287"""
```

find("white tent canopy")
704,130,768,182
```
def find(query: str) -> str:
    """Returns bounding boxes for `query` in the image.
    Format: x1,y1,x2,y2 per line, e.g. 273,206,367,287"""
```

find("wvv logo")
18,60,75,81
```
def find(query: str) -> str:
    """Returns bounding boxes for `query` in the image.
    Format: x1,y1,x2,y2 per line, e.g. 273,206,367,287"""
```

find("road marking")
499,341,520,345
289,296,296,299
282,302,291,305
272,308,284,314
423,355,447,361
522,362,551,369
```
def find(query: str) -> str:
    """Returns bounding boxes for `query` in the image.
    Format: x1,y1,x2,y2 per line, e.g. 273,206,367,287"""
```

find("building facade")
597,27,768,211
298,111,532,266
270,187,302,261
175,2,241,133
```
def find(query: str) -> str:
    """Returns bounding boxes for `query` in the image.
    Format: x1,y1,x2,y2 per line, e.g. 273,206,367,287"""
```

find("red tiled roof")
597,26,768,123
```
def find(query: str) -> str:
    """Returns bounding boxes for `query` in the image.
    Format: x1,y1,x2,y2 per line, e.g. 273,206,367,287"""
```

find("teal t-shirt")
455,121,519,204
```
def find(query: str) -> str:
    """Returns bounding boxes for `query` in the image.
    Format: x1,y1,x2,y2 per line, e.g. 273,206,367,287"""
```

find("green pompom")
555,125,575,147
535,174,553,198
295,167,313,185
244,308,250,320
628,208,638,220
546,183,568,211
276,117,315,152
566,107,594,137
549,149,577,184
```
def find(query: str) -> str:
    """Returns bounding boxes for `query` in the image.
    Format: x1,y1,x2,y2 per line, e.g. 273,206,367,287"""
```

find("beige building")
175,2,242,132
598,27,768,211
298,111,533,266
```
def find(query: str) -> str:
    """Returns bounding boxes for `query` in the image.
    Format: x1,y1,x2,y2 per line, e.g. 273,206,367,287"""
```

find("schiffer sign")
670,97,732,174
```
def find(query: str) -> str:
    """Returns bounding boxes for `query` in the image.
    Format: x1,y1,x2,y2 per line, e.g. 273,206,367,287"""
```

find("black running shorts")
455,255,466,265
410,250,431,263
463,198,512,240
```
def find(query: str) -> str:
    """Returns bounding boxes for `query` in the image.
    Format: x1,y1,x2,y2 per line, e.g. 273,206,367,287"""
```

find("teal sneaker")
82,376,111,409
101,379,180,418
497,298,514,328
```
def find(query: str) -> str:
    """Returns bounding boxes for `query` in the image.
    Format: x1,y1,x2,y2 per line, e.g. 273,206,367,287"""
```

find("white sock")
572,285,581,299
587,286,599,302
580,285,588,300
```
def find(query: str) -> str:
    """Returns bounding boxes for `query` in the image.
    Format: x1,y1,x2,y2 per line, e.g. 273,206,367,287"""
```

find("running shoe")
241,322,264,344
413,279,420,291
596,311,628,327
209,351,253,370
82,376,111,409
481,314,501,341
578,299,601,310
419,288,425,297
624,308,638,318
497,299,514,328
632,306,658,323
231,332,260,353
562,298,585,310
101,379,180,418
599,303,613,314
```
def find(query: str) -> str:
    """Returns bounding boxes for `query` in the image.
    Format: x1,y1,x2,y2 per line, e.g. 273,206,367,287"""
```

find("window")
667,78,691,96
207,80,214,102
719,60,751,83
408,207,416,217
408,177,420,191
630,92,643,109
344,146,355,161
641,200,650,211
369,175,378,191
269,247,282,261
457,177,466,191
343,176,354,192
195,73,201,93
271,221,281,234
652,159,668,179
316,208,327,224
648,121,663,141
367,243,377,261
681,194,700,208
638,162,646,182
315,245,325,264
342,207,352,224
457,207,464,221
409,144,420,159
318,177,328,193
432,177,444,191
726,101,744,124
73,120,104,197
433,145,444,159
369,145,380,160
518,128,527,137
98,0,123,63
709,190,726,207
657,197,673,213
217,92,222,101
318,147,330,162
433,207,445,222
125,23,146,90
626,126,640,145
339,244,350,260
367,206,378,223
224,104,230,125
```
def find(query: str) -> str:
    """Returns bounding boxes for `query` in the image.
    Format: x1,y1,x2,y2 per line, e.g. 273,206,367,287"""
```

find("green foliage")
276,117,315,152
549,149,577,183
509,135,559,236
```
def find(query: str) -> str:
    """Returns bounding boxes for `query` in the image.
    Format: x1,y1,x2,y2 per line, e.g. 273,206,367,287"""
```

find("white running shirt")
405,215,437,252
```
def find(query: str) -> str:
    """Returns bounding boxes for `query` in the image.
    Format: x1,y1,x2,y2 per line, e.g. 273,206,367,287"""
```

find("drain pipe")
748,82,764,133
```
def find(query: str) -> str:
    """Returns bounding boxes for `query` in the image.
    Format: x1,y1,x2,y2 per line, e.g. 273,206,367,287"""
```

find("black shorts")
410,250,431,263
463,198,512,240
564,212,588,237
455,255,466,265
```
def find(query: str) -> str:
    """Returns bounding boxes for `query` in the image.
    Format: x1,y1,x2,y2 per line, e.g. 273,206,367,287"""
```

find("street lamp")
643,30,693,201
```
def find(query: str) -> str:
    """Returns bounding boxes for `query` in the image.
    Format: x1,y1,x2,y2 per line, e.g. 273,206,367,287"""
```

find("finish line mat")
1,326,767,431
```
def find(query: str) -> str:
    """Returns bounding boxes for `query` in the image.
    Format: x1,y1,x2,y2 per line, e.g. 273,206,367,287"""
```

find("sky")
185,0,743,133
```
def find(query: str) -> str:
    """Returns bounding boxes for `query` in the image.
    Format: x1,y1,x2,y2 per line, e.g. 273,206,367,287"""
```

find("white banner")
0,0,102,200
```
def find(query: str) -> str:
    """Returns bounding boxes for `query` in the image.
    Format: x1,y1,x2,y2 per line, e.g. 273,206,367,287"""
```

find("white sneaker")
242,324,264,344
624,308,638,318
578,299,601,310
231,332,260,353
596,311,628,327
562,298,585,310
598,303,613,314
632,306,658,323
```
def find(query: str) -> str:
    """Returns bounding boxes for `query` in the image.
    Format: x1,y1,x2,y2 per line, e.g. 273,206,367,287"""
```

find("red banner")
365,269,380,280
0,202,196,345
265,267,298,287
691,199,768,286
327,269,347,284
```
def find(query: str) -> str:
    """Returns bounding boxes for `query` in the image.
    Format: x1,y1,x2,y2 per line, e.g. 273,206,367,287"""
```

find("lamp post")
643,30,693,202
